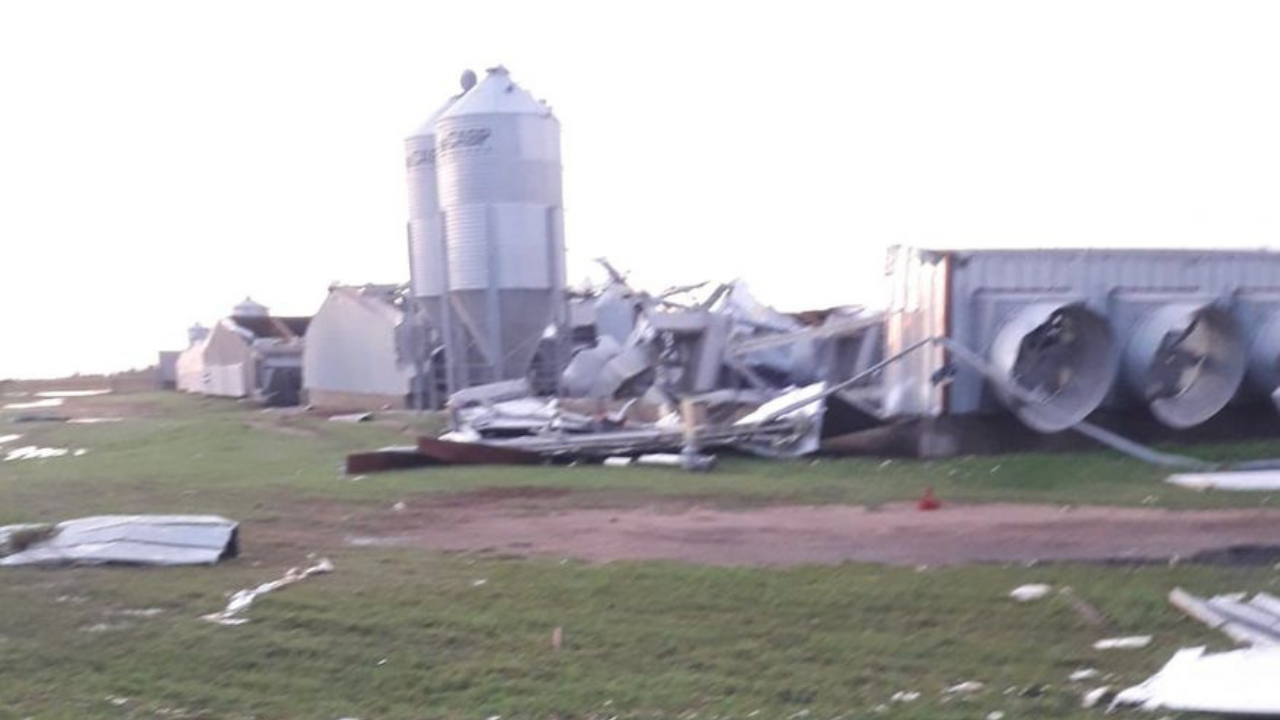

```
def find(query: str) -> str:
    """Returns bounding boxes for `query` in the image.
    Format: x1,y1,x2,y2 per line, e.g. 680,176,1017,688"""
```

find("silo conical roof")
439,66,550,118
233,297,269,318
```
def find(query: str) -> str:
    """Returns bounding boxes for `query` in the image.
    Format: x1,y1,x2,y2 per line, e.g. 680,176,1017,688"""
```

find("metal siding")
444,205,489,290
493,203,551,288
405,98,456,301
882,248,947,417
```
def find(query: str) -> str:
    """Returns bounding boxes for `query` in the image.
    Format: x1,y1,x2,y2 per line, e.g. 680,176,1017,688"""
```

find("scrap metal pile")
348,270,885,473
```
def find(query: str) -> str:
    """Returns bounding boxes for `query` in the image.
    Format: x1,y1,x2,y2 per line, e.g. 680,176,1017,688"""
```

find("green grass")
3,391,1280,718
1,551,1275,720
2,392,1279,525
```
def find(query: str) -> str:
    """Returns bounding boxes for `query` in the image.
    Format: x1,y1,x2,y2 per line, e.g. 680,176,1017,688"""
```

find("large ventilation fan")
1246,311,1280,403
988,302,1118,433
1123,303,1246,428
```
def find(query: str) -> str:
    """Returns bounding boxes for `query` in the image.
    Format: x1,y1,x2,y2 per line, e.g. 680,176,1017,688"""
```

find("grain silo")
405,71,475,334
433,66,567,392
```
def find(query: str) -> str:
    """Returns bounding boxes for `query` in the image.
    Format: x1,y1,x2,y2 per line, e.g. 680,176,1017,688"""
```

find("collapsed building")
350,245,1280,471
175,298,309,407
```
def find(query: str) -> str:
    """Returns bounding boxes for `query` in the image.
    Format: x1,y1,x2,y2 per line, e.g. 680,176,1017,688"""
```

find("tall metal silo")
434,66,567,391
405,71,476,322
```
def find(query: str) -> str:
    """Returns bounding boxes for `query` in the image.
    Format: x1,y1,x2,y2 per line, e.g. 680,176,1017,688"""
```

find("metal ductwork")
988,302,1119,433
1123,303,1246,428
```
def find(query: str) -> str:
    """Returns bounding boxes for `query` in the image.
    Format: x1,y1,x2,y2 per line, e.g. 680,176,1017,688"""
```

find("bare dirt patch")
344,498,1280,567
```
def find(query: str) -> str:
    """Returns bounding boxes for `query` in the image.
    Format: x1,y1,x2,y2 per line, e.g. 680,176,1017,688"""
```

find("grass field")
2,391,1279,719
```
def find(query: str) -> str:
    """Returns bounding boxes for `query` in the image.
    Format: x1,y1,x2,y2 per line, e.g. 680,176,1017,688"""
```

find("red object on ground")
917,486,941,511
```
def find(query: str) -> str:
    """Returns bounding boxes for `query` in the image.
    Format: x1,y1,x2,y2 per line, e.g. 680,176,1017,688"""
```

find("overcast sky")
3,1,1279,378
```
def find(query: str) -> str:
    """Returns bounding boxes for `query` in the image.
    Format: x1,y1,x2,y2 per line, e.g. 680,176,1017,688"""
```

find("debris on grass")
3,445,87,461
944,681,985,695
113,608,165,618
1069,668,1100,682
1081,685,1114,708
0,433,20,444
890,691,920,703
1008,583,1052,602
603,453,717,470
1167,470,1280,492
1114,646,1280,714
35,389,111,398
1168,587,1280,646
0,515,238,567
68,417,124,424
329,412,373,423
1094,635,1152,650
202,557,334,626
552,626,563,651
3,398,64,410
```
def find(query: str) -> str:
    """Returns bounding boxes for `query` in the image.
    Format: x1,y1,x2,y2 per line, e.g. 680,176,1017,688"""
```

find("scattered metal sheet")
345,446,439,474
0,515,238,567
602,452,717,470
329,412,373,423
1009,584,1052,602
34,389,111,398
4,446,88,462
1169,587,1280,646
3,398,64,410
1093,635,1152,650
202,557,333,626
1166,471,1280,491
1113,645,1280,715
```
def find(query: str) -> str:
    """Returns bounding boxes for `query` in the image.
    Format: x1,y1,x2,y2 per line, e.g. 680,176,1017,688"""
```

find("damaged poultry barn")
349,268,885,473
351,244,1280,474
345,67,1280,473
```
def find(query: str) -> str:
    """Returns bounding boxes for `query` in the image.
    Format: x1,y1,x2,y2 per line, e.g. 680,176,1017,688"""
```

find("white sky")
3,1,1279,379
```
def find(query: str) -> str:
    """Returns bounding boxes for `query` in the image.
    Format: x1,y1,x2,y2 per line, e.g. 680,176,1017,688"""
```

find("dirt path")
344,496,1280,567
